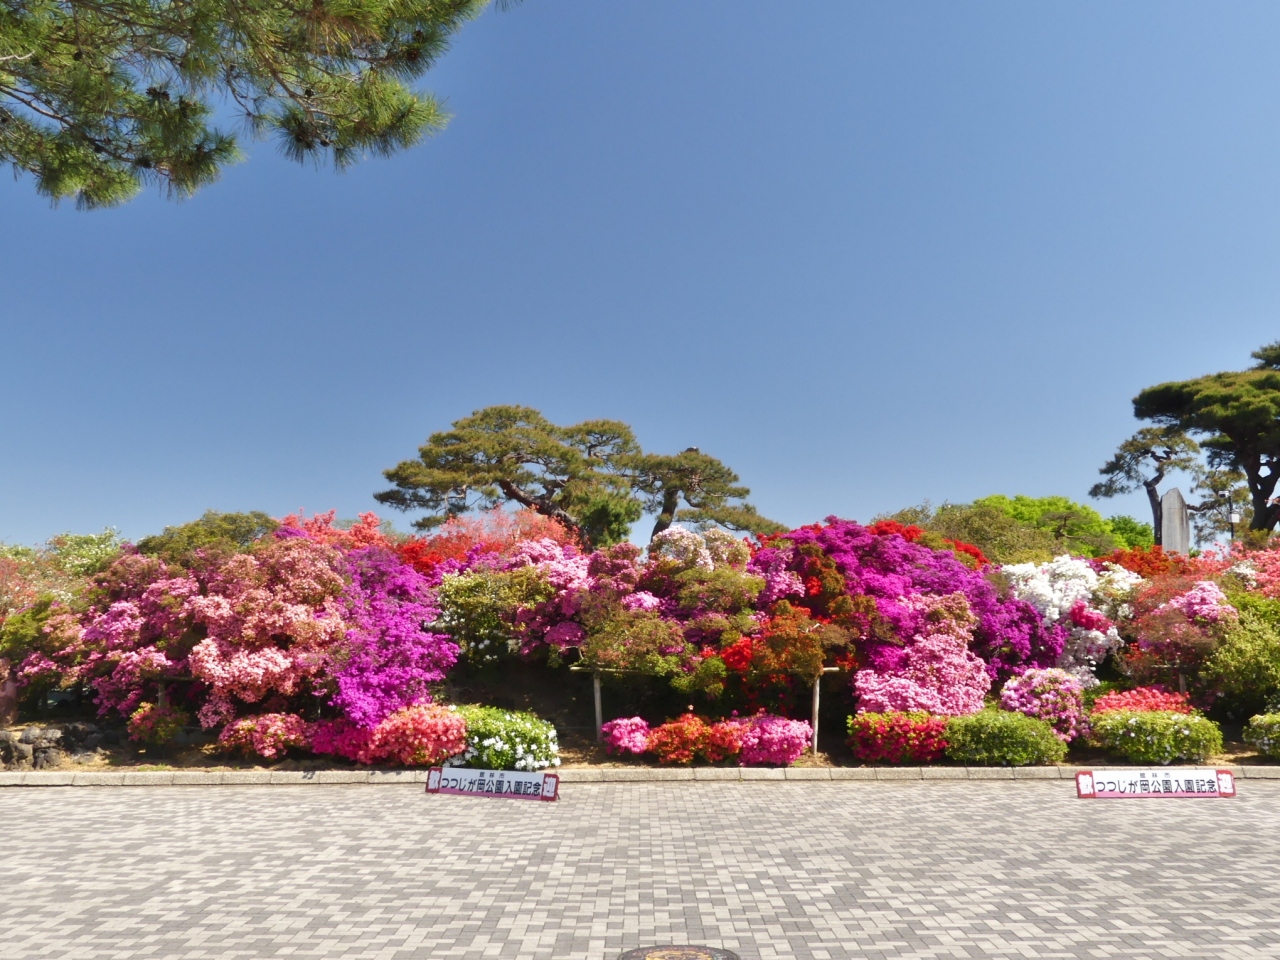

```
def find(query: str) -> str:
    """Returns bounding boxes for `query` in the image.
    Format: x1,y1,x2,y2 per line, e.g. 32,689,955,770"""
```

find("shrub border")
0,765,1277,787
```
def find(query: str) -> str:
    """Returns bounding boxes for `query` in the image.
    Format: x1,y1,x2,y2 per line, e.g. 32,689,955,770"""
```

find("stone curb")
0,764,1269,787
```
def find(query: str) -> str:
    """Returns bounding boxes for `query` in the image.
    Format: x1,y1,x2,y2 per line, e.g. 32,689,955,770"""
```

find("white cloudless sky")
3,1,1279,545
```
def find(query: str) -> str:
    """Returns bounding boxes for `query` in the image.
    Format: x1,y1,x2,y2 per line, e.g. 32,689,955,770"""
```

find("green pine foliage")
1,0,488,207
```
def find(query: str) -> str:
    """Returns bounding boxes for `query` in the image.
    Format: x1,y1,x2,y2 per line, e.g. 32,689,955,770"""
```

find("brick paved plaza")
2,780,1278,960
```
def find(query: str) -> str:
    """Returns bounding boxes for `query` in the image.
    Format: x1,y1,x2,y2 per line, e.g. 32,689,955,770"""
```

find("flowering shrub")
645,714,714,764
847,711,948,764
359,705,467,766
600,716,650,755
1091,686,1194,715
853,593,991,715
448,706,559,771
1002,556,1140,683
126,701,189,745
1000,668,1086,741
218,712,309,759
737,714,811,766
1243,714,1280,758
1090,710,1223,764
1120,575,1235,690
944,710,1067,766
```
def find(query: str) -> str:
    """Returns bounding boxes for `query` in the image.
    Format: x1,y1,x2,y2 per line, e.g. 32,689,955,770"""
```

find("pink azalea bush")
737,714,811,766
218,712,310,759
999,668,1086,741
853,593,991,715
601,716,650,755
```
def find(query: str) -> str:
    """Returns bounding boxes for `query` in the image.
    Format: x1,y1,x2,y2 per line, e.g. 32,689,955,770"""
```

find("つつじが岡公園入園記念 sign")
1076,768,1235,799
426,767,559,801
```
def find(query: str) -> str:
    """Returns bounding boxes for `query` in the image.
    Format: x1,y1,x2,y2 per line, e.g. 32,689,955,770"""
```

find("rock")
33,747,63,769
60,723,99,748
70,750,100,764
82,733,104,751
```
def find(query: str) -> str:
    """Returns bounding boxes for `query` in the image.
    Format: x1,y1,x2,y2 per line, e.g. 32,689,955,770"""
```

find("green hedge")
449,706,560,772
1090,710,1222,764
1244,713,1280,759
944,710,1066,766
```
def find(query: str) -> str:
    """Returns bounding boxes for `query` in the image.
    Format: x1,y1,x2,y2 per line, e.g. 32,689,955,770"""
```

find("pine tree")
0,0,488,207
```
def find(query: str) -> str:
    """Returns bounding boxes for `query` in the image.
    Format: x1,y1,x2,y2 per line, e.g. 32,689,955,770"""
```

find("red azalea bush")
310,704,467,765
1091,686,1194,715
646,714,746,764
847,710,949,764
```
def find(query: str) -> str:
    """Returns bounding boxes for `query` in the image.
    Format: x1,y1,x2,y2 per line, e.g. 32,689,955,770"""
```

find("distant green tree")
376,406,781,548
136,510,278,563
972,495,1119,557
1105,515,1155,550
882,502,1059,564
1,0,488,207
1133,342,1280,532
1089,427,1201,545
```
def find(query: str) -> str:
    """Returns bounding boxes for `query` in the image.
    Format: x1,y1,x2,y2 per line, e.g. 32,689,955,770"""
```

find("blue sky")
4,2,1280,546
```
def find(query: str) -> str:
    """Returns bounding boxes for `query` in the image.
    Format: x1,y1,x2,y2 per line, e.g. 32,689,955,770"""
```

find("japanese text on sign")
1076,768,1235,799
426,767,559,801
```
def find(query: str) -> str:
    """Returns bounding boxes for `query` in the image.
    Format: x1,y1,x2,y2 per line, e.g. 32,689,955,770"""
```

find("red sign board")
1076,768,1235,799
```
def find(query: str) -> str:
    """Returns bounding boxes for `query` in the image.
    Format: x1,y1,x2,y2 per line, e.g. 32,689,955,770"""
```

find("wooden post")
593,672,603,743
811,675,821,756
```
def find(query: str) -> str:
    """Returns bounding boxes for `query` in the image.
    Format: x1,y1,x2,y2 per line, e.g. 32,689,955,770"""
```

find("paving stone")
300,770,370,784
221,770,273,784
874,767,922,780
920,766,968,780
25,772,74,786
0,772,25,786
784,767,831,780
368,769,420,785
693,768,741,781
558,768,603,782
739,767,785,780
967,767,1015,780
606,767,693,781
70,772,123,786
1,780,1277,959
170,771,224,785
828,767,877,780
1242,766,1280,779
1013,766,1062,780
119,771,176,786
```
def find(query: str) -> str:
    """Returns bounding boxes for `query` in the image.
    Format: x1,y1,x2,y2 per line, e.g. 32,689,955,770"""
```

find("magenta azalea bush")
737,714,811,766
999,668,1086,741
601,716,650,755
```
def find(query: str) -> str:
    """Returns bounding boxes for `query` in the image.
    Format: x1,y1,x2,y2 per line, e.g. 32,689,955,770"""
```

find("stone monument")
1161,487,1192,555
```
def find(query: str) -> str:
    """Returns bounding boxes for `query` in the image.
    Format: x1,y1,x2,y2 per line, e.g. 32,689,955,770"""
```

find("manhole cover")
618,949,741,960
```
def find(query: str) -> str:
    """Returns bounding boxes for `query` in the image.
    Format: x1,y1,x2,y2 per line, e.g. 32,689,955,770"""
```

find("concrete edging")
0,764,1274,787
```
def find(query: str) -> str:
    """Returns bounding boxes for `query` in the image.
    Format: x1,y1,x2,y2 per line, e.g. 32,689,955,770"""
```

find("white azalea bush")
446,706,560,771
1002,555,1143,685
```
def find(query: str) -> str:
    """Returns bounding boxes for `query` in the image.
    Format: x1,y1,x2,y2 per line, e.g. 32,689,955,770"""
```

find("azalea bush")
1243,714,1280,758
645,714,738,764
944,710,1067,766
219,712,309,760
1090,710,1223,764
1000,668,1086,741
600,716,651,755
1091,687,1194,715
738,714,811,766
847,711,949,764
448,706,560,771
127,700,190,745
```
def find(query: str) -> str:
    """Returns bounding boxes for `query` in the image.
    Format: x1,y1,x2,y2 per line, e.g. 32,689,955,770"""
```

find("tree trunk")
648,490,681,543
1243,454,1280,531
1145,468,1165,547
496,479,583,539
